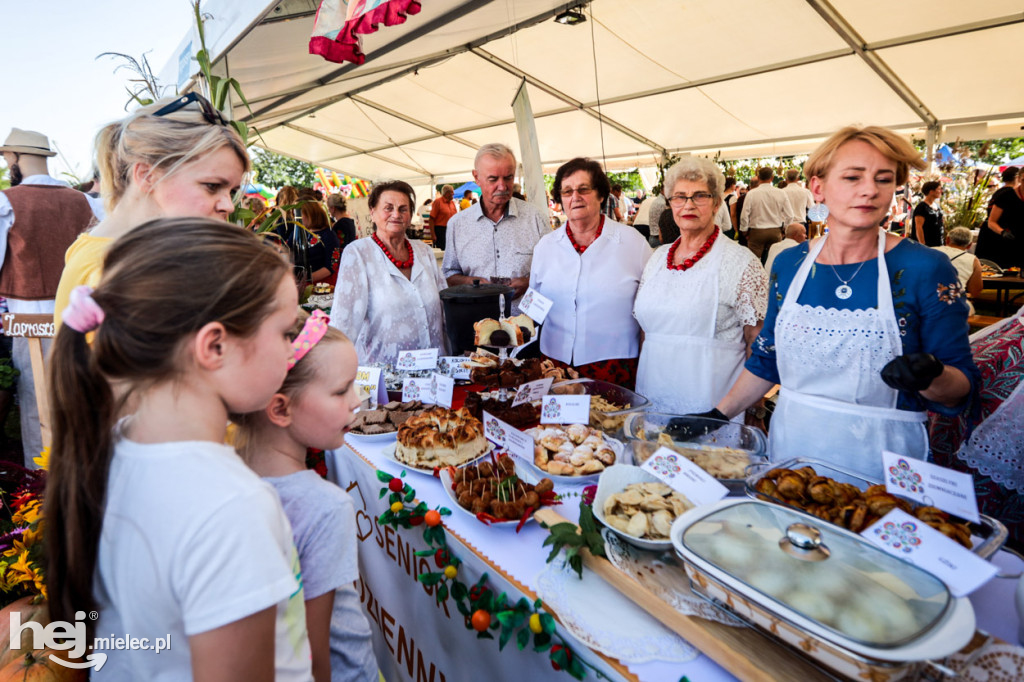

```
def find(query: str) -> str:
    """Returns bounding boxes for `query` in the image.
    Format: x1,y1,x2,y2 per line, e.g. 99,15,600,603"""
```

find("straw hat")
0,129,56,157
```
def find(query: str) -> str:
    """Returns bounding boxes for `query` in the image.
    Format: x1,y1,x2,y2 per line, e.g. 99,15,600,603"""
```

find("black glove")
880,353,943,392
1002,230,1016,241
665,408,729,441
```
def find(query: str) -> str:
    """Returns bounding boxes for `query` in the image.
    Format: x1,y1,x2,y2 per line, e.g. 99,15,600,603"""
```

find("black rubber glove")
1002,230,1016,241
665,408,729,441
880,353,944,392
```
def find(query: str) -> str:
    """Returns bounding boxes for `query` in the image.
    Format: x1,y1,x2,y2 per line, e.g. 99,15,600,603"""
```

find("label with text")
863,508,997,597
540,395,591,424
396,348,439,371
355,367,388,406
481,412,534,461
437,356,472,380
430,373,454,409
881,451,980,523
639,447,729,506
518,288,553,324
511,377,554,407
1,313,55,338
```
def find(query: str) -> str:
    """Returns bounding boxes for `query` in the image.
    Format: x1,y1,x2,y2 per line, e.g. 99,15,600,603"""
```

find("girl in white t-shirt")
45,218,313,681
234,309,377,682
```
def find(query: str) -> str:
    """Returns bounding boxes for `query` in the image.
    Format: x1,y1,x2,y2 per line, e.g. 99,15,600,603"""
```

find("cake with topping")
395,407,489,469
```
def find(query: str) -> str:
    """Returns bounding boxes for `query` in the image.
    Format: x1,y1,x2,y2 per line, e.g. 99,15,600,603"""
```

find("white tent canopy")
164,0,1024,185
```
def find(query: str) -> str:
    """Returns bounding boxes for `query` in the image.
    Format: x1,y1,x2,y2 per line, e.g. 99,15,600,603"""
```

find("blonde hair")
94,96,249,213
804,126,925,185
232,309,352,461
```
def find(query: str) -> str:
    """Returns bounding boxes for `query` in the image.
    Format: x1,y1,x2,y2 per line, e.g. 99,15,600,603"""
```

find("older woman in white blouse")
330,180,447,364
530,158,652,388
633,158,768,415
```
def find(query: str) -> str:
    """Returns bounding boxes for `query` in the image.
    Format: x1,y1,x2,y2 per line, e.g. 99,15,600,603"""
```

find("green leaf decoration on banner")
517,628,530,651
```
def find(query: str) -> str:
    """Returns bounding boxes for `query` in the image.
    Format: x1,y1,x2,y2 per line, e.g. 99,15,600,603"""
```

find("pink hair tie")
289,309,330,369
63,286,106,333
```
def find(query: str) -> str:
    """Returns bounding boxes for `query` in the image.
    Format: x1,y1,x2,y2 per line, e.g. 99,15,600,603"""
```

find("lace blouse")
330,237,448,365
634,239,767,342
746,239,980,414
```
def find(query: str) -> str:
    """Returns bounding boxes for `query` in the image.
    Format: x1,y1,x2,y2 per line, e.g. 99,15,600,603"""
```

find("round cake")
395,407,489,469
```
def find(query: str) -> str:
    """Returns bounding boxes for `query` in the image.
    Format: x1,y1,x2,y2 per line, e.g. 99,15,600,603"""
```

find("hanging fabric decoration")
309,0,422,65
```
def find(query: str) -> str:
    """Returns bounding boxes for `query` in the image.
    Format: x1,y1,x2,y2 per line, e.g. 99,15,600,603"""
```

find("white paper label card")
396,348,440,371
402,377,434,404
511,377,554,407
881,451,980,523
482,411,506,446
482,412,533,460
863,508,997,597
639,447,729,506
355,367,384,407
518,287,553,324
430,373,454,409
540,395,591,424
437,356,472,380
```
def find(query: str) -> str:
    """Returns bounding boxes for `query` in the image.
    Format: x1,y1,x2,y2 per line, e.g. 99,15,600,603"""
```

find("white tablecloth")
326,439,1023,682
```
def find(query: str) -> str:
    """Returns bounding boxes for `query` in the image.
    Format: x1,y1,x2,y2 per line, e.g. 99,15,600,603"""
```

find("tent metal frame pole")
250,0,591,124
282,123,430,176
469,47,667,156
348,96,481,152
803,0,937,127
925,125,938,174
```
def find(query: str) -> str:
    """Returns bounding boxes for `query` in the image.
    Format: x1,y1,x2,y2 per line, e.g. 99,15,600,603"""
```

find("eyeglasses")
560,186,594,198
667,192,714,207
152,92,227,127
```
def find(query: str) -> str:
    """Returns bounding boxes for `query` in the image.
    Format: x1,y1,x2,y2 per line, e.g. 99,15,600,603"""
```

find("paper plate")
344,429,399,445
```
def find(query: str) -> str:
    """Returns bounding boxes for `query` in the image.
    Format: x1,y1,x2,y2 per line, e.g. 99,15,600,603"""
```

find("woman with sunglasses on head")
529,158,652,389
633,158,768,415
53,93,248,327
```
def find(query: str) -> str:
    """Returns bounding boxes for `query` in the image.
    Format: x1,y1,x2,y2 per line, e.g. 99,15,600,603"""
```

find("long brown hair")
44,218,291,627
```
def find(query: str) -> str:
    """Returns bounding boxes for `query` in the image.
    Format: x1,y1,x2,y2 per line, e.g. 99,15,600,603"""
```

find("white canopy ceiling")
165,0,1024,184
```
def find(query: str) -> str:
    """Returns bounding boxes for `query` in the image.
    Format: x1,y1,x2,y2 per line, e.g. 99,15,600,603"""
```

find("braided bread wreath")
395,407,489,469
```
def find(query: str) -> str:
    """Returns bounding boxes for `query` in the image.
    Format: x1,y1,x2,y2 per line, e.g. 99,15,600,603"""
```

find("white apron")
770,228,928,479
635,238,746,416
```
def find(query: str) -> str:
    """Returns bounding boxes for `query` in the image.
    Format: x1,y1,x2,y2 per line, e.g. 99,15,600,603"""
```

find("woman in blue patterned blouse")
708,126,979,479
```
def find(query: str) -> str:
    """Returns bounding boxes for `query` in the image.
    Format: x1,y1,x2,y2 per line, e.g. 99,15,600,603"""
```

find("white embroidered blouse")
329,237,448,365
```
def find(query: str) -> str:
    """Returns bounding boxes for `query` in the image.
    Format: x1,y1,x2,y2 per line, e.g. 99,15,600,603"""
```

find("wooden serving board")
533,508,836,682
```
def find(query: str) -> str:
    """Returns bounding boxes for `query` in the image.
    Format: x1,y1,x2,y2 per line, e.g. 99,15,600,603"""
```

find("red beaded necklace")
566,216,605,254
667,228,719,271
373,232,414,269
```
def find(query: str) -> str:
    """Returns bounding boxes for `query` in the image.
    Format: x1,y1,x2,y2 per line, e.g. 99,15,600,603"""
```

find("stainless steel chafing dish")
670,499,976,681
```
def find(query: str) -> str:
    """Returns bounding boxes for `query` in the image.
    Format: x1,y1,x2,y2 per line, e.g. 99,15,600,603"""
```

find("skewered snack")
448,455,554,522
395,407,489,469
348,400,425,435
527,424,617,476
602,482,693,540
753,466,973,547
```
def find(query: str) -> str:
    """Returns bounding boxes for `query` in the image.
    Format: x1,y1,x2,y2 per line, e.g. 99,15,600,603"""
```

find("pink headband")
63,286,106,333
289,310,330,369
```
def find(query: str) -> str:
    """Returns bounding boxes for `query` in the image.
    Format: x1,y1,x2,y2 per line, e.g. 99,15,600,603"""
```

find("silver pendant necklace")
826,236,867,300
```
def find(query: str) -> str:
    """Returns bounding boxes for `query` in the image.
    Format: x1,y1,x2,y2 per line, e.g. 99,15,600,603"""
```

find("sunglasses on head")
152,92,227,126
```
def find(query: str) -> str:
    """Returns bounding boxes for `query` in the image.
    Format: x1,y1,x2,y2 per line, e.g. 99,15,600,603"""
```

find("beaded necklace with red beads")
372,232,414,269
566,216,605,254
667,227,719,271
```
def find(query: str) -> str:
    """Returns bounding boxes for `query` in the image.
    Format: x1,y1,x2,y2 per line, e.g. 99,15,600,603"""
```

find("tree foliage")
250,148,318,189
0,166,9,192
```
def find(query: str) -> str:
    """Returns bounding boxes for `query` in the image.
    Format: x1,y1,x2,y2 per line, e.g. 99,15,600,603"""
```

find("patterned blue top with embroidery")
746,239,980,415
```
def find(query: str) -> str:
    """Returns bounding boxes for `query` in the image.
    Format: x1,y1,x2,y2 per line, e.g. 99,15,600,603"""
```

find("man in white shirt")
740,167,798,262
781,168,814,224
443,143,549,310
764,222,807,274
632,193,655,241
0,128,103,464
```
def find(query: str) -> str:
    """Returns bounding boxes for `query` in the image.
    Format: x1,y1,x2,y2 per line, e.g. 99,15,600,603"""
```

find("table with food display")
320,287,1024,682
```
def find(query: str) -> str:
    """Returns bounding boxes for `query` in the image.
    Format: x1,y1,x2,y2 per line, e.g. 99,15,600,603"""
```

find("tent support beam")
348,96,482,152
470,48,667,156
804,0,936,127
250,0,590,124
283,123,429,176
866,13,1024,51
